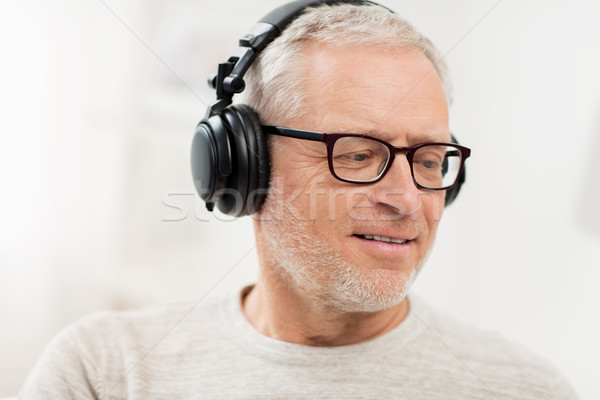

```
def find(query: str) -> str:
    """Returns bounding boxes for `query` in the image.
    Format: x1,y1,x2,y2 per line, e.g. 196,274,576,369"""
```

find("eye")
340,152,370,162
419,160,440,169
413,149,444,175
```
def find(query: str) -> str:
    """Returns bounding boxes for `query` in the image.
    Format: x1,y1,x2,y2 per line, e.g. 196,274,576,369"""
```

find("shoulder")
45,293,228,355
65,292,235,364
19,292,233,399
407,295,579,399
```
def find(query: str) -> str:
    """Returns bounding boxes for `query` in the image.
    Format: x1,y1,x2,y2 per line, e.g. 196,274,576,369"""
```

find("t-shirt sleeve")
19,318,104,400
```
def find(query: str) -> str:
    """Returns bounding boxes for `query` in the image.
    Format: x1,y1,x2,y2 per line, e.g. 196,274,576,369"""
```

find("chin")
326,267,418,313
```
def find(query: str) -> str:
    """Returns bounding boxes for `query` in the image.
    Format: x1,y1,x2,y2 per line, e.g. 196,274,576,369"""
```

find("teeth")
362,235,406,244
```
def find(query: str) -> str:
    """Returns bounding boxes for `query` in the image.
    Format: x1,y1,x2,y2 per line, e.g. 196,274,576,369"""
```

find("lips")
354,234,408,245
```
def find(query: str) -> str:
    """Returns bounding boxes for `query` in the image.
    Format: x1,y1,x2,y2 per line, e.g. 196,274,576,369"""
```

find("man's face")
255,42,449,312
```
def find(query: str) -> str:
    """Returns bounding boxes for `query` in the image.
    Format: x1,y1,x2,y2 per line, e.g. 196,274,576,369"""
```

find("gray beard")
257,193,424,313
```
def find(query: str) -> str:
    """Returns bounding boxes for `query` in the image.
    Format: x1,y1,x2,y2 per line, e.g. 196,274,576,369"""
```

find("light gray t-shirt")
19,288,578,399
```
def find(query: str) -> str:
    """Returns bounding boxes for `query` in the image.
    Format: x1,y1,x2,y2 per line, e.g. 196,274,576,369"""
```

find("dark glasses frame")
262,125,471,190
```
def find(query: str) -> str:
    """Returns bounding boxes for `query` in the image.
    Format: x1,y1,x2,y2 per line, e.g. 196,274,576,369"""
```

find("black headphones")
191,0,465,217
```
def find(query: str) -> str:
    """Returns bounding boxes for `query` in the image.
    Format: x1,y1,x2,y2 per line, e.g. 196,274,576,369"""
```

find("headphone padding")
220,109,250,216
233,104,270,214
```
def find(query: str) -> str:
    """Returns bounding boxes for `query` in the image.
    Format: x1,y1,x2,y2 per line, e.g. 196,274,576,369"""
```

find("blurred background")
1,0,599,397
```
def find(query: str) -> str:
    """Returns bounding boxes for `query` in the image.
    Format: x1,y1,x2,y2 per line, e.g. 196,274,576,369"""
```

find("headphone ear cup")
232,104,271,214
191,105,270,217
191,115,233,211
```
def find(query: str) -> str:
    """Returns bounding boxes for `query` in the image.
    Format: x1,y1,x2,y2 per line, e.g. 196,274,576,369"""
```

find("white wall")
1,0,598,397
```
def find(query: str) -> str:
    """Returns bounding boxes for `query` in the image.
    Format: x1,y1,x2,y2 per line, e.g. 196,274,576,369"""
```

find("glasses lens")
412,144,463,189
331,136,390,182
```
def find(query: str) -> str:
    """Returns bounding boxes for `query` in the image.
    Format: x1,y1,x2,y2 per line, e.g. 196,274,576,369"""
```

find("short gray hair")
241,3,452,124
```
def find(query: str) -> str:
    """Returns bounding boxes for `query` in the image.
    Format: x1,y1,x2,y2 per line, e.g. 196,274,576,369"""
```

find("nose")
368,154,420,217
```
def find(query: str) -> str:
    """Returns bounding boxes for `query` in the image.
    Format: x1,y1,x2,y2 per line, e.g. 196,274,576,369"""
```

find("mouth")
354,234,408,245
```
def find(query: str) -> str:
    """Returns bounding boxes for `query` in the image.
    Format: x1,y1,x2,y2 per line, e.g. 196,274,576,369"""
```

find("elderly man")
21,1,578,399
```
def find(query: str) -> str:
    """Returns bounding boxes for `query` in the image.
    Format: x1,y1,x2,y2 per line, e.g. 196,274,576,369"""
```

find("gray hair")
241,3,452,124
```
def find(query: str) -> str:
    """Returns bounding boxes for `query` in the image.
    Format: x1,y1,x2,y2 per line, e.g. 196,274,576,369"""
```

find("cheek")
301,185,355,236
420,190,445,230
273,170,336,223
317,184,361,218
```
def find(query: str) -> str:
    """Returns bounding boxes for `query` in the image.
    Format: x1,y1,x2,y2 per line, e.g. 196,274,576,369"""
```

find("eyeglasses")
262,126,471,190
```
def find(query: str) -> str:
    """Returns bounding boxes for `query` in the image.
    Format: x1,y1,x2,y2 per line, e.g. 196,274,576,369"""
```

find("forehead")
289,42,449,144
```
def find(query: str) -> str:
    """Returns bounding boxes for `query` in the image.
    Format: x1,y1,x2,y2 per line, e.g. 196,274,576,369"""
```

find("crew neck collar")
220,285,427,366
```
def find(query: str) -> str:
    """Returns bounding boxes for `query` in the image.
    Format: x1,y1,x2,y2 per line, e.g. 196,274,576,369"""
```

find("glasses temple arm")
262,126,325,142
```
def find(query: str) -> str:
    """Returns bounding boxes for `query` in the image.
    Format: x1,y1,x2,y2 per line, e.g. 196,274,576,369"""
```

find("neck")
242,271,410,347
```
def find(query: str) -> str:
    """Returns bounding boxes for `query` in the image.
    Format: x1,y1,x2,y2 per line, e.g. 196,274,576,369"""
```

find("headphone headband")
205,0,390,120
259,0,389,32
